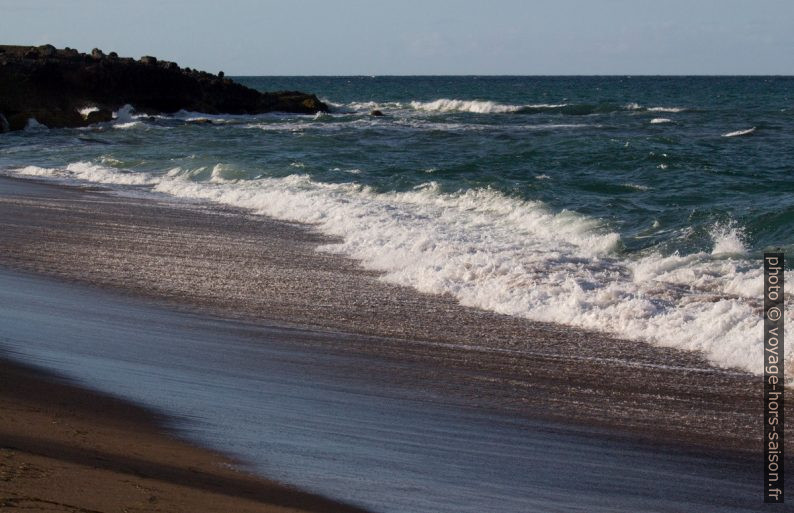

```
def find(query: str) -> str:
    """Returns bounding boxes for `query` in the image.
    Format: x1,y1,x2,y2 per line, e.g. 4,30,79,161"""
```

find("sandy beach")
0,175,786,511
3,3,792,507
0,356,368,513
0,175,776,450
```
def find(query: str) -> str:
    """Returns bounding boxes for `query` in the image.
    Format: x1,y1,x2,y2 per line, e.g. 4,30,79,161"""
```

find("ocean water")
1,76,792,376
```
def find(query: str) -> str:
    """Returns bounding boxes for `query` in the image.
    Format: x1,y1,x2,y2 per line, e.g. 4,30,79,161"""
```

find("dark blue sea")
1,76,792,375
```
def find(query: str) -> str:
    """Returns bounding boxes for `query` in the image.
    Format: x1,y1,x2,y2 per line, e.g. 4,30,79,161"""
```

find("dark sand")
0,356,368,513
0,268,764,512
0,175,776,454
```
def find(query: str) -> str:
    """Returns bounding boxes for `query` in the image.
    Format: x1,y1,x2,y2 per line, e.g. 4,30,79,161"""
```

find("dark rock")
91,48,104,59
0,113,9,133
38,44,56,57
11,107,83,130
218,71,224,78
85,108,113,124
108,51,118,59
0,44,328,132
370,109,384,116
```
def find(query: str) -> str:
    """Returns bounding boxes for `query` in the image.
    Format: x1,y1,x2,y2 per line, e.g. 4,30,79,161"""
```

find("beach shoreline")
0,174,779,455
0,265,767,512
0,174,788,510
0,354,368,513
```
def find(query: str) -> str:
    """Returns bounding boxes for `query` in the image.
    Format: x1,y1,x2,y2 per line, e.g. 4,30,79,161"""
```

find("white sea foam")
344,99,572,115
246,122,309,132
5,162,791,378
346,101,405,112
524,103,569,109
710,223,748,256
647,106,686,113
525,123,591,130
623,183,650,191
409,99,525,114
113,104,136,122
13,165,54,177
208,163,243,183
14,162,156,185
331,167,362,175
627,103,686,113
113,121,144,130
650,118,672,124
110,106,149,129
78,106,100,119
722,127,756,138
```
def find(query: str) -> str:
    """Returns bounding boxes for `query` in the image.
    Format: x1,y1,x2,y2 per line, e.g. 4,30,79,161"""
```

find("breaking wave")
332,99,693,116
722,127,756,138
410,99,540,114
5,161,790,378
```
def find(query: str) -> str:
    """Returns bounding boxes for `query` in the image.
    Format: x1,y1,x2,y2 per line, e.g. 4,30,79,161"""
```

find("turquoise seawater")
237,76,794,255
1,76,792,374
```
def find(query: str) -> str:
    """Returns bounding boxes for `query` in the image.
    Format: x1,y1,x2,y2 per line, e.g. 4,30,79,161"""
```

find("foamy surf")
78,106,100,119
15,162,157,185
710,223,749,256
5,161,790,379
647,106,686,113
341,99,691,116
409,99,526,114
626,103,687,113
722,127,756,138
337,99,573,115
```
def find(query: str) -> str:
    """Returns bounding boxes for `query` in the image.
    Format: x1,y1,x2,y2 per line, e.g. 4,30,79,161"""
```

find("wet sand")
0,356,367,513
0,175,775,453
0,269,765,512
0,175,788,511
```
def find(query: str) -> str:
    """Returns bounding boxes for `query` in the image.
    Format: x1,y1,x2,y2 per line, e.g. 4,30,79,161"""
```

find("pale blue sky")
3,0,792,75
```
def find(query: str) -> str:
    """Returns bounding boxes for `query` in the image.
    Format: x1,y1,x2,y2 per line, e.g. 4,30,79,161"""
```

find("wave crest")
409,99,525,114
4,162,789,377
330,98,691,117
722,127,756,138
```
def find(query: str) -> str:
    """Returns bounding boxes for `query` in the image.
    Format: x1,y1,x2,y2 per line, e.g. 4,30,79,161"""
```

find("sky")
2,0,793,75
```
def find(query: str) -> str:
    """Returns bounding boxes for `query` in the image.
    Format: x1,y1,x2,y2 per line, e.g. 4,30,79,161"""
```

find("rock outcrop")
0,45,328,132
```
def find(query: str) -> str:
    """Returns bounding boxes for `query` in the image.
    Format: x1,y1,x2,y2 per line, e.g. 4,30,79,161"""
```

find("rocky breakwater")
0,44,328,132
